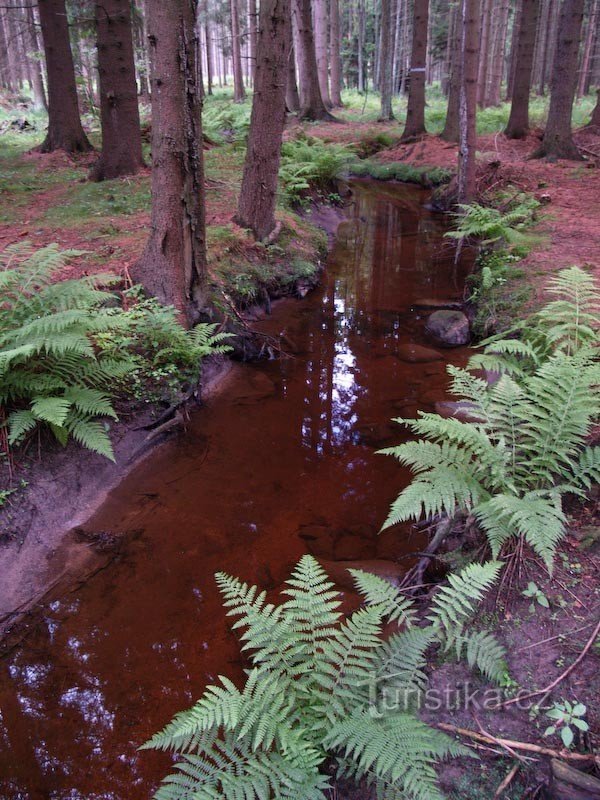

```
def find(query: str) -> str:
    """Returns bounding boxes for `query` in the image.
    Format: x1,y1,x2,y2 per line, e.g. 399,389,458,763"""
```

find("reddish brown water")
0,181,472,799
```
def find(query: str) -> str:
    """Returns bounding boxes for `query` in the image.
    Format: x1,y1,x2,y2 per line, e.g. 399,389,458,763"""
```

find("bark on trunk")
378,0,394,120
477,0,492,105
292,0,335,119
230,0,246,101
505,0,540,138
506,0,522,101
37,0,93,153
533,0,585,159
249,0,258,81
587,88,600,127
235,0,290,240
90,0,144,181
485,0,510,106
457,0,480,203
26,4,47,110
357,0,365,92
202,0,214,94
440,1,461,142
329,0,343,105
313,0,331,106
286,26,301,111
577,0,598,96
132,0,208,325
402,0,429,139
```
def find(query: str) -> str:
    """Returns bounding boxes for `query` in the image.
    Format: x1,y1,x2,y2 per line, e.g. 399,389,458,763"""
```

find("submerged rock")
396,343,444,363
412,298,463,311
425,309,470,346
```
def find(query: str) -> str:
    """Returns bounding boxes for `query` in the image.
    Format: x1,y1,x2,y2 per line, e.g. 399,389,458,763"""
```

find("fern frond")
454,629,507,683
281,554,343,671
349,569,417,626
427,561,502,643
65,415,115,461
475,492,565,569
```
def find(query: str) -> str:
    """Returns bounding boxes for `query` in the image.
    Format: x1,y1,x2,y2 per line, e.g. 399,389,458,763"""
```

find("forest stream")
0,180,473,799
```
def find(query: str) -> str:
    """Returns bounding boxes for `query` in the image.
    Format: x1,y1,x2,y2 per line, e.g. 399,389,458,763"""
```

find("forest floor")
0,92,599,799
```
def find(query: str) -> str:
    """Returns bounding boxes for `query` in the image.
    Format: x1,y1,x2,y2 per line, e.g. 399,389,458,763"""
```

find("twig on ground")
437,723,600,766
498,618,600,709
517,623,594,652
494,763,520,798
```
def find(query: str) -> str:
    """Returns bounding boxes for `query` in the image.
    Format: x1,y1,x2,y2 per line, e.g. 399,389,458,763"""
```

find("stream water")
0,180,472,799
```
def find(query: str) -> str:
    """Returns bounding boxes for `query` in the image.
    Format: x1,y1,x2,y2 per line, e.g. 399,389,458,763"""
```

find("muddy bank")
0,357,236,634
0,229,328,635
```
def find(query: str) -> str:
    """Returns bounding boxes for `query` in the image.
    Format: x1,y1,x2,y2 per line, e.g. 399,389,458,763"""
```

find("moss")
348,158,453,187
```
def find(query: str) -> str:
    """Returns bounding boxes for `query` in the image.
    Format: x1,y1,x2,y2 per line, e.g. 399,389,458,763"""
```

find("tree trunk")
541,0,560,94
329,0,343,105
587,88,600,127
286,26,301,110
292,0,335,119
90,0,144,181
202,0,214,94
402,0,429,138
477,0,492,105
249,0,258,81
505,0,540,137
506,0,522,101
577,0,598,96
378,0,394,119
533,0,585,159
235,0,290,239
458,0,480,203
357,0,365,91
26,4,47,110
485,0,510,106
230,0,246,101
37,0,93,153
132,0,208,325
313,0,331,106
441,1,457,94
440,0,461,142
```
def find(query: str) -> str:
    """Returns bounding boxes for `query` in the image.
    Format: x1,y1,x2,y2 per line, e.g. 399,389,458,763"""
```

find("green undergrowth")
335,85,597,134
42,175,151,227
349,158,453,187
451,193,543,337
0,244,232,461
208,220,326,308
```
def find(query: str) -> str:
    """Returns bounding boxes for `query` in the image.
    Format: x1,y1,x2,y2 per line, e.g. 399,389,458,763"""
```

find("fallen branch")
437,723,599,766
398,515,453,593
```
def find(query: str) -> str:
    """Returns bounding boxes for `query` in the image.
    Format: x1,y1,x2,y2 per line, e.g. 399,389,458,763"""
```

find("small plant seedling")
544,700,588,748
522,582,549,612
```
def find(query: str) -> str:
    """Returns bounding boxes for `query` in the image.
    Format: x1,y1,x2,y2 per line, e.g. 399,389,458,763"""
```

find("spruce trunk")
534,0,585,159
37,0,93,153
457,0,480,203
132,0,208,325
90,0,144,181
292,0,335,120
402,0,429,139
505,0,540,138
235,0,290,240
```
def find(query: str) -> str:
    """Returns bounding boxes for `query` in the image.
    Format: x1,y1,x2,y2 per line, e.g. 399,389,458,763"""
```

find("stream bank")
0,179,475,798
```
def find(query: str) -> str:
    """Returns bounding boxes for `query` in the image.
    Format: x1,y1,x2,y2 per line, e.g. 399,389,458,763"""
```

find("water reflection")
0,180,471,799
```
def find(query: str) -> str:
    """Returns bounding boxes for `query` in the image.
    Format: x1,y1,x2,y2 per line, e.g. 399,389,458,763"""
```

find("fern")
144,554,509,800
0,244,232,460
382,267,599,570
446,199,540,251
